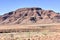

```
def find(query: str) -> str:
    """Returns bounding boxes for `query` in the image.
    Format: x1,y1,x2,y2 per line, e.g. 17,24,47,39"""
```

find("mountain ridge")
0,7,60,24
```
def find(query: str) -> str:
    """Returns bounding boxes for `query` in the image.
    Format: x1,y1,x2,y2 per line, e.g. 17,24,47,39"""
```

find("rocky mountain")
0,7,60,24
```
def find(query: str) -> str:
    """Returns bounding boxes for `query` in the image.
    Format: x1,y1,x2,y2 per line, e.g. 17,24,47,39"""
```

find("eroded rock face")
0,7,60,24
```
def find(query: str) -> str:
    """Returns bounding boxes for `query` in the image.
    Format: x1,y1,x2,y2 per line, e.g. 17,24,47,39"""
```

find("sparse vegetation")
0,32,60,40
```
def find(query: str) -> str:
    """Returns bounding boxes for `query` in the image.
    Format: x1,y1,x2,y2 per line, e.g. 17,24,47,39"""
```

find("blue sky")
0,0,60,15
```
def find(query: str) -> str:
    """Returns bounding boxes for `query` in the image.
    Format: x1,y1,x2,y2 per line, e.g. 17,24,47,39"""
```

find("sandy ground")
0,23,60,29
0,23,60,32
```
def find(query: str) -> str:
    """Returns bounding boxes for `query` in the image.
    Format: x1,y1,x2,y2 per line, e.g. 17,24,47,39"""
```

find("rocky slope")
0,7,60,24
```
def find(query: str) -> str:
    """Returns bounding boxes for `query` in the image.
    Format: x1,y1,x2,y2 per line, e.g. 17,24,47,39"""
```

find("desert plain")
0,23,60,40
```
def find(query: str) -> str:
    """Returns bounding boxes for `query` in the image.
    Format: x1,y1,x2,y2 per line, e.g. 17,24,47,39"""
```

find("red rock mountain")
0,7,60,24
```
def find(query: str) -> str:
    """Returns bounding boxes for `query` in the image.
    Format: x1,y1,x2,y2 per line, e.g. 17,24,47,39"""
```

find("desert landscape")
0,8,60,40
0,24,60,40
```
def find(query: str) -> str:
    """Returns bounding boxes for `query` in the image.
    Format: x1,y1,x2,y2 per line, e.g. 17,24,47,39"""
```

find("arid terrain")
0,32,60,40
0,23,60,40
0,7,60,40
0,7,60,24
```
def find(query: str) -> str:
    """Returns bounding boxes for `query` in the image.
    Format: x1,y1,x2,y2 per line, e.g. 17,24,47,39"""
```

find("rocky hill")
0,7,60,24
